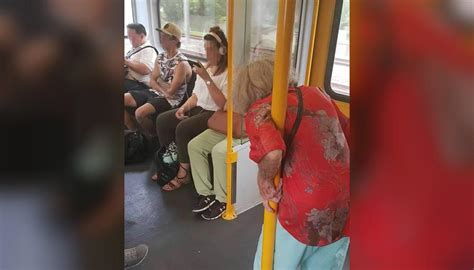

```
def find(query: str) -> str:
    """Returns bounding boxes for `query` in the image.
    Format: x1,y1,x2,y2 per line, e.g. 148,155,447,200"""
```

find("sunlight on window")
124,0,134,54
247,0,302,66
330,0,350,95
160,0,227,57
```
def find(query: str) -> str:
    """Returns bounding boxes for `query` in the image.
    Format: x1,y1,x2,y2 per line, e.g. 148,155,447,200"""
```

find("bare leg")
177,163,190,178
152,162,189,182
162,162,191,191
135,103,157,138
124,93,138,131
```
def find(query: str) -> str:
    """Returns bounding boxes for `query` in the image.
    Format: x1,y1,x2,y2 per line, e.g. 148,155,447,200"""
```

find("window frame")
324,0,350,102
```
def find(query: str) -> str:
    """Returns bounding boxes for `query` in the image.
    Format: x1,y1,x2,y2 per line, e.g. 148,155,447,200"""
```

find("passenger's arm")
124,58,152,75
180,94,198,111
149,60,163,93
245,102,286,164
175,94,198,120
257,149,283,213
245,101,286,213
159,61,190,97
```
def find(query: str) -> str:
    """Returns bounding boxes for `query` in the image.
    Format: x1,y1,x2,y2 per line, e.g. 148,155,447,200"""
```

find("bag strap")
126,45,158,59
126,45,158,83
281,87,304,174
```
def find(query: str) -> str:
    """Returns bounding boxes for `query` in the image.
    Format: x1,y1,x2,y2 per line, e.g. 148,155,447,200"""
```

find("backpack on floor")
153,142,179,187
124,130,149,164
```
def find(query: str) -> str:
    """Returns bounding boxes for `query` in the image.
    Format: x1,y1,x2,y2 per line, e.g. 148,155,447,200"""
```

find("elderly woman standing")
190,56,350,269
243,65,350,269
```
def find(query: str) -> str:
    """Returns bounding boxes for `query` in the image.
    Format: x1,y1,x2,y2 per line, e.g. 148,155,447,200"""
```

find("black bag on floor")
124,130,149,164
153,142,179,187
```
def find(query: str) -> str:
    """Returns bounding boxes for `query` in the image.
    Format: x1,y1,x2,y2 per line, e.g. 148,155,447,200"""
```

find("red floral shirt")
245,86,350,246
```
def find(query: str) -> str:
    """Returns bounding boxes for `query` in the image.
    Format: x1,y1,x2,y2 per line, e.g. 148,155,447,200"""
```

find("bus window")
329,0,350,96
159,0,227,58
247,0,302,66
124,0,134,54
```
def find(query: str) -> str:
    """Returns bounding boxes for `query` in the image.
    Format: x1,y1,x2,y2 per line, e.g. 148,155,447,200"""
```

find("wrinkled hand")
258,177,283,213
175,106,188,120
193,65,211,82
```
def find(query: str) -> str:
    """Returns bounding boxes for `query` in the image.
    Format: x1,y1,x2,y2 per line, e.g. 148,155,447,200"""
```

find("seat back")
178,62,197,107
187,69,197,98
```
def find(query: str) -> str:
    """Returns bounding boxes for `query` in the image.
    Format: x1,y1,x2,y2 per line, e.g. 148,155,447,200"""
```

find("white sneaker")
124,244,148,268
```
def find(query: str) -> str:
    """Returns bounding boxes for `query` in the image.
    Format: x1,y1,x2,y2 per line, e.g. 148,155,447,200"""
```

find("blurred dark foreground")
0,0,123,269
351,0,473,269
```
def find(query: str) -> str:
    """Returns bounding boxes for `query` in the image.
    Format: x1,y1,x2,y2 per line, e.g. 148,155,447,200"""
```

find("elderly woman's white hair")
233,57,297,115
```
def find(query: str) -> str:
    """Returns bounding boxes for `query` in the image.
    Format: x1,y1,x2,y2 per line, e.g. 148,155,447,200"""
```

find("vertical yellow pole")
222,0,237,221
304,0,320,85
261,0,296,269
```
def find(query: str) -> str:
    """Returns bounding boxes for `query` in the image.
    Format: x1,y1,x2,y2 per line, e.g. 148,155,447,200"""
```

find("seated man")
124,23,157,93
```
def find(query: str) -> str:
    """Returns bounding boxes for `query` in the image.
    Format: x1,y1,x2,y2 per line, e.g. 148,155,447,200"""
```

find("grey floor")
125,160,263,270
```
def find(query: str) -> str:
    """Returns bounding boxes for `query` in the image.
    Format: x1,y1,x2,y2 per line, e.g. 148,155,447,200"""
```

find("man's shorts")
127,90,172,117
124,79,149,93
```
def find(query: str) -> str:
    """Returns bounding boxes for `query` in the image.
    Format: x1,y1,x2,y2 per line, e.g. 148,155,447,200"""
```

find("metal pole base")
222,204,237,220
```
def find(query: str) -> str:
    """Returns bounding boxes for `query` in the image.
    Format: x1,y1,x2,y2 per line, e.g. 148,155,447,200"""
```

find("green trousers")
188,129,248,203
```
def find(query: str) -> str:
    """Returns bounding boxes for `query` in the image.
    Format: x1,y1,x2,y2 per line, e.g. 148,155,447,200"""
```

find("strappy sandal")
162,165,190,191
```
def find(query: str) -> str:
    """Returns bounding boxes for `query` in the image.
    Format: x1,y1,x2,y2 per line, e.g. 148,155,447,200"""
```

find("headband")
204,32,223,45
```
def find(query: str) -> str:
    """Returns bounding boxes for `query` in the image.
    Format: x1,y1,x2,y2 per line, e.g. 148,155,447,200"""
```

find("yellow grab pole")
261,0,296,269
304,0,320,85
222,0,237,221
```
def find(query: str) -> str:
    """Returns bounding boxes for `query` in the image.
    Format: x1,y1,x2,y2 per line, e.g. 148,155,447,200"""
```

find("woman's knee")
175,119,192,138
155,109,177,133
124,93,136,107
155,109,171,125
211,140,227,158
188,135,203,155
176,120,199,149
135,105,154,123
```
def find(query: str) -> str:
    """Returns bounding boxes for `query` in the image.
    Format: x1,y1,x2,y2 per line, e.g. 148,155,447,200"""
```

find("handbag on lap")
207,110,246,138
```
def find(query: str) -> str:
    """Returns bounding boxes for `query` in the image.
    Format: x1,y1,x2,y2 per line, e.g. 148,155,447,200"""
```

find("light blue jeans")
254,220,349,270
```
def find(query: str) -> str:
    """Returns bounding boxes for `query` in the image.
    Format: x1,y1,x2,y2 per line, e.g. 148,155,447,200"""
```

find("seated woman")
124,22,192,138
188,57,284,220
153,26,229,191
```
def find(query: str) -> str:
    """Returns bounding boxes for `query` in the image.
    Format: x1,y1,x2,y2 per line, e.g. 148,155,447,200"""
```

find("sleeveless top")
151,51,188,107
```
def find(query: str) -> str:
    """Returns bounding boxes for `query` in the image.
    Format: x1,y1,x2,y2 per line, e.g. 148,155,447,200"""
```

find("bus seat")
178,67,196,107
210,141,261,215
186,63,197,98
